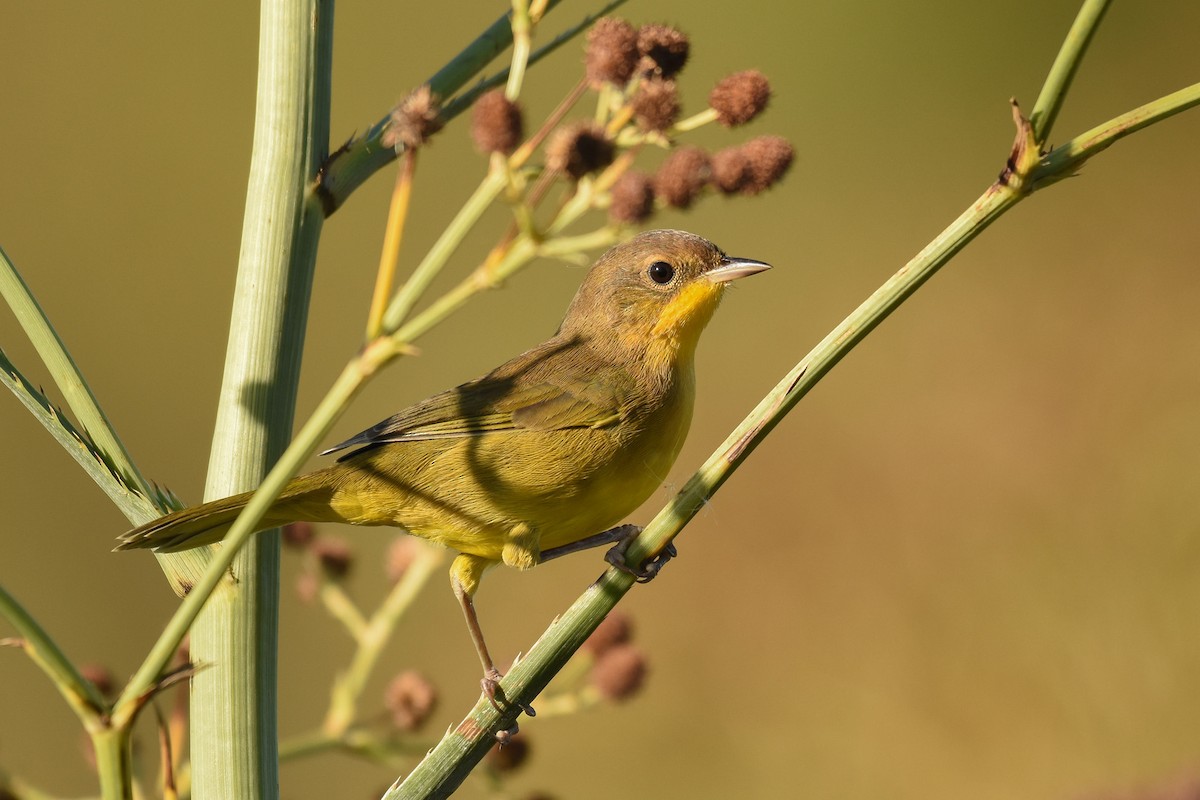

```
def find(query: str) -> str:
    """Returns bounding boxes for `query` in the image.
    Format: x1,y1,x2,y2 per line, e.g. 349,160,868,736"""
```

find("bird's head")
559,229,770,366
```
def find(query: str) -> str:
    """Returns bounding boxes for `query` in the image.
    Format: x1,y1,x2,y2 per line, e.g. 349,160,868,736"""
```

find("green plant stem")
0,349,161,525
1029,0,1112,142
382,168,509,331
92,727,134,800
1034,80,1200,179
0,583,105,723
183,1,333,797
323,544,444,734
115,342,397,729
506,0,533,100
391,63,1200,800
0,245,155,503
320,582,370,640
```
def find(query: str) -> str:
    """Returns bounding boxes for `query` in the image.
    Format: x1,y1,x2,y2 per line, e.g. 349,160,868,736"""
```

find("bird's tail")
115,471,336,553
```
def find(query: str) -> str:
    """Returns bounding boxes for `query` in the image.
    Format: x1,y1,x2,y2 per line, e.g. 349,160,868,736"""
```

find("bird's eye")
647,260,675,285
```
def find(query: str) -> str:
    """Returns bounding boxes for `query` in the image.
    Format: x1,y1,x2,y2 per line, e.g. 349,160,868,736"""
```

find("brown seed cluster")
282,521,315,549
589,643,648,701
384,670,438,731
608,171,655,225
637,24,690,78
471,90,524,155
632,78,681,132
583,611,634,655
546,122,615,180
312,536,353,578
585,17,640,87
653,146,710,208
709,70,772,127
384,85,443,150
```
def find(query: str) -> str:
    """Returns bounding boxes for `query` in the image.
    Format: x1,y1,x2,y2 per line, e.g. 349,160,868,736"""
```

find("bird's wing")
322,371,628,459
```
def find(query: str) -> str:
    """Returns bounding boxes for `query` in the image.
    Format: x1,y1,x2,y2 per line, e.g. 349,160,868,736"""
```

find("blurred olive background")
4,1,1200,798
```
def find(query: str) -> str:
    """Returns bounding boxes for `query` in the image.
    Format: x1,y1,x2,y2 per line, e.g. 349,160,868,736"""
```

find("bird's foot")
481,667,536,718
604,531,678,583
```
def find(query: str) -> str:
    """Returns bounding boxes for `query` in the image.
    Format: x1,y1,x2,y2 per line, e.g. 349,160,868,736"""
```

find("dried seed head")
282,521,315,550
384,670,438,731
740,135,795,194
585,17,640,87
709,70,772,127
653,145,710,208
589,643,648,701
386,536,420,583
471,90,523,155
709,146,753,194
312,537,353,578
80,664,116,698
546,122,615,180
632,78,681,132
608,171,655,224
487,732,531,773
637,24,690,79
384,85,443,150
583,611,634,656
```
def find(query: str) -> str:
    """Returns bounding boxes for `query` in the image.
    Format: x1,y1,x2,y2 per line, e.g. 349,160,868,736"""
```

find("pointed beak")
704,256,772,284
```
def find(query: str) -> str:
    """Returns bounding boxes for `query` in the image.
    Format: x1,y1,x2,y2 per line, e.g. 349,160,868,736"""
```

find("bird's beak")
704,256,772,284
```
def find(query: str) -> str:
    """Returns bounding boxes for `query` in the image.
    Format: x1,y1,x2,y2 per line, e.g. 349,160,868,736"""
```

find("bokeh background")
4,1,1200,798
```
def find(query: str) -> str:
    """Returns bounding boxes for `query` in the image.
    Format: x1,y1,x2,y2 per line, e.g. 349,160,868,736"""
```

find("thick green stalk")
187,1,332,797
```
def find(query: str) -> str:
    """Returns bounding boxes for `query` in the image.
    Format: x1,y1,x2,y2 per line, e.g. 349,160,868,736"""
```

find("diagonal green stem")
1029,0,1112,142
0,245,155,504
1034,80,1200,180
0,582,106,724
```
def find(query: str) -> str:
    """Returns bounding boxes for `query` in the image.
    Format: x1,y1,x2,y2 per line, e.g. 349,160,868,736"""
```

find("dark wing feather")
322,369,629,460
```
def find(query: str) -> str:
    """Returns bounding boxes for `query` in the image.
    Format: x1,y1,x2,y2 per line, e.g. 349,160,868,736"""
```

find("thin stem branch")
1034,80,1200,180
322,545,444,735
382,167,509,332
1029,0,1113,142
506,0,533,100
368,150,419,340
0,583,105,723
0,245,156,505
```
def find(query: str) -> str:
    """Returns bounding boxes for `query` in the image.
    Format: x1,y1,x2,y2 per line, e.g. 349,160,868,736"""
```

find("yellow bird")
118,229,769,706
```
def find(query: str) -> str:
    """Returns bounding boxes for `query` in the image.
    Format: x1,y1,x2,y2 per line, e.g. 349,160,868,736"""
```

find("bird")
117,229,770,709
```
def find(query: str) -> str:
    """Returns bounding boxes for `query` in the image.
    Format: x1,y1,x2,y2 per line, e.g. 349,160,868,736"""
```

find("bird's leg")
449,554,535,719
539,523,642,562
602,527,677,583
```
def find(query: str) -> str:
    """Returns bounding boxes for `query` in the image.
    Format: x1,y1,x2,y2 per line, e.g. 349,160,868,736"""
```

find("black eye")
647,260,675,285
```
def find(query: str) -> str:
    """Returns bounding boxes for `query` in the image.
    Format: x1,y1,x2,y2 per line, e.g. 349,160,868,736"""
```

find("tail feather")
115,472,334,552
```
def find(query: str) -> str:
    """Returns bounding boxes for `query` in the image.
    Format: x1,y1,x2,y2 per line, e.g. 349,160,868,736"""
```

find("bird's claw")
604,533,678,583
481,668,536,717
